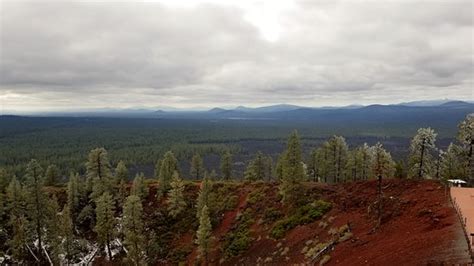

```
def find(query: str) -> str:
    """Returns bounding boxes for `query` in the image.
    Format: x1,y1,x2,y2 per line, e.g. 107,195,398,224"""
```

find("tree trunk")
377,174,383,227
107,236,112,261
418,139,426,179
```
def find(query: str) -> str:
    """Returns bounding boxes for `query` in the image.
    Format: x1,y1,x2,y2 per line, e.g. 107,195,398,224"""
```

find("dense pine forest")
0,114,472,264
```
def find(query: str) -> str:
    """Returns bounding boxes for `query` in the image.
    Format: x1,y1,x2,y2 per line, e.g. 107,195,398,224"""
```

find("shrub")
270,200,332,239
222,208,254,257
263,207,283,223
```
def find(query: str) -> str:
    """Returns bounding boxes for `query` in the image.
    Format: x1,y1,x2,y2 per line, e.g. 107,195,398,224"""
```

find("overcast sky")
0,0,473,112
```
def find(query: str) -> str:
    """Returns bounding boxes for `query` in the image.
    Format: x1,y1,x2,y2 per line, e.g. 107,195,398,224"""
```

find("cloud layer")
1,0,473,111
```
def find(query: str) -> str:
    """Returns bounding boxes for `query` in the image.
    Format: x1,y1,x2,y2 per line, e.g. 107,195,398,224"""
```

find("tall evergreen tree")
264,155,273,181
24,159,47,257
279,131,305,203
326,136,349,183
440,143,466,180
67,172,81,225
0,168,10,193
6,176,28,262
115,161,128,183
370,143,395,179
60,206,76,264
45,196,61,264
167,172,187,218
220,151,233,180
457,114,474,185
408,127,437,179
44,164,60,186
196,176,212,220
86,148,113,201
190,153,205,180
94,192,116,260
131,173,149,201
154,159,162,180
275,153,286,181
159,151,179,194
196,205,211,264
244,151,266,181
123,195,146,265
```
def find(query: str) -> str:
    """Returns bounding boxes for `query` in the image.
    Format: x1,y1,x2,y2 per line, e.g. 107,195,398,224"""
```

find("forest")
0,114,472,264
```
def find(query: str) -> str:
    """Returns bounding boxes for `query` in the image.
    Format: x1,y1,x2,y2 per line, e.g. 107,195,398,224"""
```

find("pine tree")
275,153,286,181
45,196,61,264
279,131,305,204
154,159,162,180
346,144,372,181
457,114,474,185
307,148,319,181
60,206,76,264
67,172,81,225
370,142,395,227
24,159,48,257
86,148,113,201
244,151,266,181
408,128,437,179
264,155,273,181
196,176,212,220
115,160,128,183
220,151,233,180
0,168,10,193
44,164,60,186
440,143,466,180
131,173,149,200
196,205,211,263
190,153,205,180
159,151,179,194
94,192,116,260
167,172,187,218
7,176,25,217
8,214,28,262
123,195,146,265
326,136,349,183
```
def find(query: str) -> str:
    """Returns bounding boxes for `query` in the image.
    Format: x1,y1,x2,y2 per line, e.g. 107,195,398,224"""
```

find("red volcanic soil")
221,179,472,265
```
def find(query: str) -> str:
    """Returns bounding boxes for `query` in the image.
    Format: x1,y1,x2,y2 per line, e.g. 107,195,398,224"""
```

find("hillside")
97,179,471,265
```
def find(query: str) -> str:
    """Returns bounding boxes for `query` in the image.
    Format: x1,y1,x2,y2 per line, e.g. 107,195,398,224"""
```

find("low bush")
222,208,255,257
270,200,331,239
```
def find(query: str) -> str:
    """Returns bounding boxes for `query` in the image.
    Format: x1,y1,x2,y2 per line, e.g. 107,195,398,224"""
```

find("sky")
0,0,473,112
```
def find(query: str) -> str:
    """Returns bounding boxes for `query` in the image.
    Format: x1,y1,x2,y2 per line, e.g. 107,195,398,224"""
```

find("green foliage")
86,148,113,201
196,205,212,261
270,200,331,239
131,172,149,200
94,192,116,260
45,164,60,186
196,176,212,220
167,172,187,218
244,151,267,181
408,127,437,179
115,160,128,182
370,142,395,179
159,151,179,194
190,153,205,180
222,208,254,258
220,151,233,180
263,207,283,223
279,131,305,204
0,168,11,193
123,195,146,265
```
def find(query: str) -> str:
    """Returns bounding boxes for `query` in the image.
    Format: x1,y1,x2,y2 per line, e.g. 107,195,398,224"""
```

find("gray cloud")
0,0,472,111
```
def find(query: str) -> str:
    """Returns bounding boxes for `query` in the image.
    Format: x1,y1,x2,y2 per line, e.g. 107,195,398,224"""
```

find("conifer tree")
67,172,81,225
123,195,146,265
275,153,286,181
196,205,211,263
154,159,162,180
264,155,273,181
440,143,466,180
190,153,205,180
0,168,10,193
60,206,76,264
244,151,266,181
117,179,128,208
45,164,60,186
167,172,187,218
220,151,233,180
279,131,305,203
24,159,47,256
86,148,113,201
370,143,395,179
196,176,212,220
159,151,179,194
408,127,437,179
45,196,61,264
307,148,319,181
7,176,25,217
326,136,349,183
457,114,474,185
131,172,149,200
8,214,28,262
115,160,128,183
94,192,116,260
